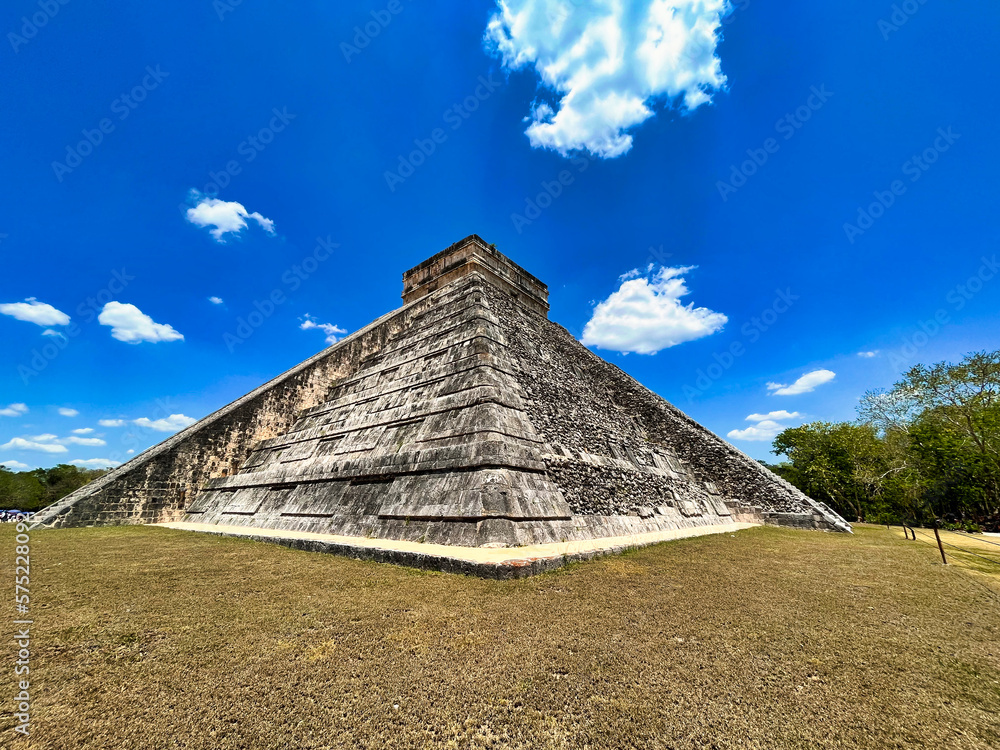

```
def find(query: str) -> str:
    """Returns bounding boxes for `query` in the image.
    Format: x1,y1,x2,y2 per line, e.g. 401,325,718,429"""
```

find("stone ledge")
154,520,760,579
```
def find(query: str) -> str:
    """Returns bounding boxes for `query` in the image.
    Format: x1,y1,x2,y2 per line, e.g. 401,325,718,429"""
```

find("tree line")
764,351,1000,531
0,464,108,512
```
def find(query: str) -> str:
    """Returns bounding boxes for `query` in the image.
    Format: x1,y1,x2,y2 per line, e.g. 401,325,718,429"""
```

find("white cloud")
3,432,106,448
0,297,70,326
857,350,879,358
581,265,727,354
99,419,125,427
485,0,731,157
185,191,276,242
727,420,785,442
58,407,79,417
133,414,197,433
208,296,224,305
300,315,347,345
42,329,67,339
0,403,28,418
746,410,802,423
98,302,184,344
766,369,836,396
1,460,32,471
69,458,121,469
0,437,68,454
61,436,107,447
72,428,94,434
728,410,805,442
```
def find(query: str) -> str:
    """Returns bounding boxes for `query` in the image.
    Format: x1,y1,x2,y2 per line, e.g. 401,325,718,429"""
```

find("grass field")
889,526,1000,583
2,523,998,749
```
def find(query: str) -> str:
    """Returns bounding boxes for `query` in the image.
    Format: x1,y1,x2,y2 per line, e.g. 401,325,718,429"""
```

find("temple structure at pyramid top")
402,236,550,316
33,234,850,574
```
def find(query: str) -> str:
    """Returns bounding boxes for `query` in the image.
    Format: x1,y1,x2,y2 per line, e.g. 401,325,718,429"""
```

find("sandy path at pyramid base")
154,520,760,578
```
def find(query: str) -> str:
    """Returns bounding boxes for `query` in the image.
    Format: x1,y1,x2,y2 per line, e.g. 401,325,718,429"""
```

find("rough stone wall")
181,274,572,548
485,283,850,532
30,307,415,528
402,234,550,315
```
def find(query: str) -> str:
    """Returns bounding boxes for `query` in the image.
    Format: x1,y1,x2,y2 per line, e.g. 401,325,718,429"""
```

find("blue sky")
1,0,998,470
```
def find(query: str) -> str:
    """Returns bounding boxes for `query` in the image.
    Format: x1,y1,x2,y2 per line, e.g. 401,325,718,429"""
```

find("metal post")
933,520,947,565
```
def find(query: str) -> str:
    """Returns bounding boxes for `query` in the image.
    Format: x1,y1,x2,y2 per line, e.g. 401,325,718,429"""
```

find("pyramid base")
155,519,760,579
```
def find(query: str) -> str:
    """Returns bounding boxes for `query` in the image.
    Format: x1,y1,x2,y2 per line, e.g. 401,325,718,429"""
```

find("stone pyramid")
33,235,850,561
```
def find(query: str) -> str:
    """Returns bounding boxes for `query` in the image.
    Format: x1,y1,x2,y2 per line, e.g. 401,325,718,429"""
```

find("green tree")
771,351,1000,528
0,467,46,511
772,422,889,522
0,464,107,512
859,350,1000,523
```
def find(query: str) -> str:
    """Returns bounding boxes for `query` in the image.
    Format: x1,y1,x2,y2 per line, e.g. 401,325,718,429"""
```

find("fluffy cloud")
767,369,836,396
99,419,125,427
0,437,68,454
72,427,94,434
208,296,224,305
857,350,879,358
58,407,79,417
0,297,70,326
1,460,32,471
70,458,121,469
581,265,727,354
300,315,347,345
485,0,731,157
745,410,802,423
133,414,197,433
1,432,106,450
61,436,107,447
98,302,184,344
185,191,276,242
728,410,804,442
0,403,28,418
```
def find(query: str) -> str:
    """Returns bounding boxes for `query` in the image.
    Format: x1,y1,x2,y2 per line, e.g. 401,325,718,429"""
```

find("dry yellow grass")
1,523,998,749
888,526,1000,584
